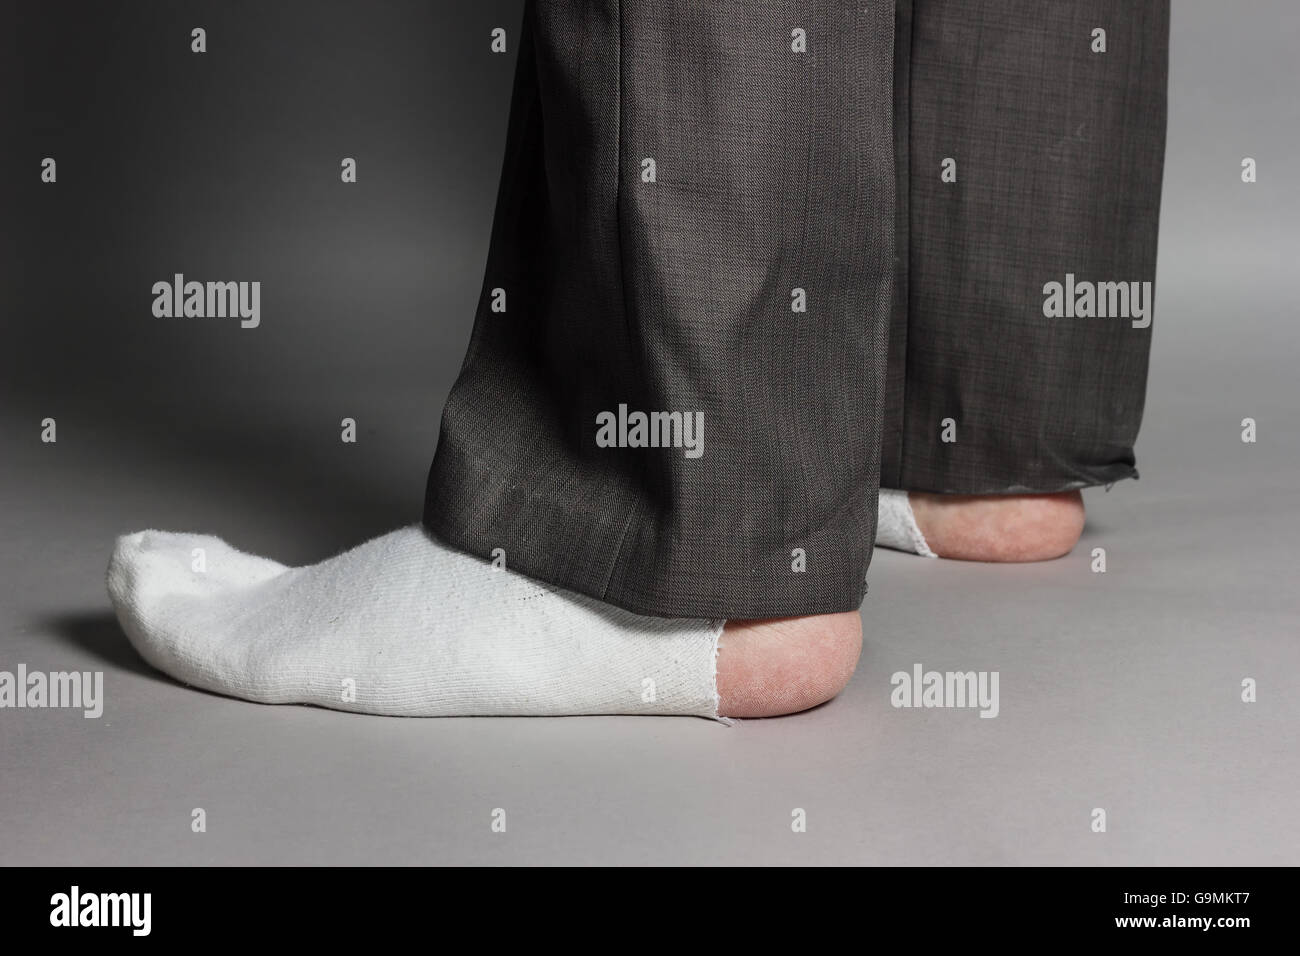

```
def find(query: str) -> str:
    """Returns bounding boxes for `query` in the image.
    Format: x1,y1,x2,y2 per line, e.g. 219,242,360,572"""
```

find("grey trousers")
424,0,1170,619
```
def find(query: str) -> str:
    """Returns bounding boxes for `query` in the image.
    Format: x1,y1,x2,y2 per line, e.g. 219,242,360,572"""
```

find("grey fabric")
425,0,895,618
884,0,1170,493
426,0,1168,618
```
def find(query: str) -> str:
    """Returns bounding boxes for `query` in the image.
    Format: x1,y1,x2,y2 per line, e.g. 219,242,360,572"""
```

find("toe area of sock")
108,529,286,605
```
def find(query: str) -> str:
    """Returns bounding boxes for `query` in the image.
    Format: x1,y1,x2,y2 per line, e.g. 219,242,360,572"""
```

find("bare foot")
908,490,1085,562
715,612,862,717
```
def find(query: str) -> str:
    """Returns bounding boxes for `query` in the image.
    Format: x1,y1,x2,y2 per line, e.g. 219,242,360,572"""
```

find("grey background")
2,0,1297,865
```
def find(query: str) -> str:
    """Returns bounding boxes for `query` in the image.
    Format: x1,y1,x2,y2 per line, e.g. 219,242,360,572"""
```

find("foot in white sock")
107,525,725,718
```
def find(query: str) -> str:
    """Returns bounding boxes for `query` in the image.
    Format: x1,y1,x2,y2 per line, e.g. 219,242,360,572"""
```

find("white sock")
107,525,726,719
874,488,936,557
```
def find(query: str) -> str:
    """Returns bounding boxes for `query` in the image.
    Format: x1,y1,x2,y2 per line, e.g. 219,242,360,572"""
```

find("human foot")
877,489,1085,562
107,526,859,720
716,613,862,718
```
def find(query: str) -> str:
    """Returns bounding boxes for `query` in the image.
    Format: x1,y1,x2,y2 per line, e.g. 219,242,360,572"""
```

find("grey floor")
3,2,1298,865
2,326,1297,865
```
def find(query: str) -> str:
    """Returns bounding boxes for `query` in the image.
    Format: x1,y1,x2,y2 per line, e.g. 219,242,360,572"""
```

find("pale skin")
715,490,1085,718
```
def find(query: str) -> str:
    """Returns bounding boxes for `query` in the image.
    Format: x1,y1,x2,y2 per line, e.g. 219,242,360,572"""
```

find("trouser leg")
883,0,1170,493
424,1,896,618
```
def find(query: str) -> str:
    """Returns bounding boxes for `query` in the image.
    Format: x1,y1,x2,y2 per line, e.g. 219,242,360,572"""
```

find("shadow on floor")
39,610,171,686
